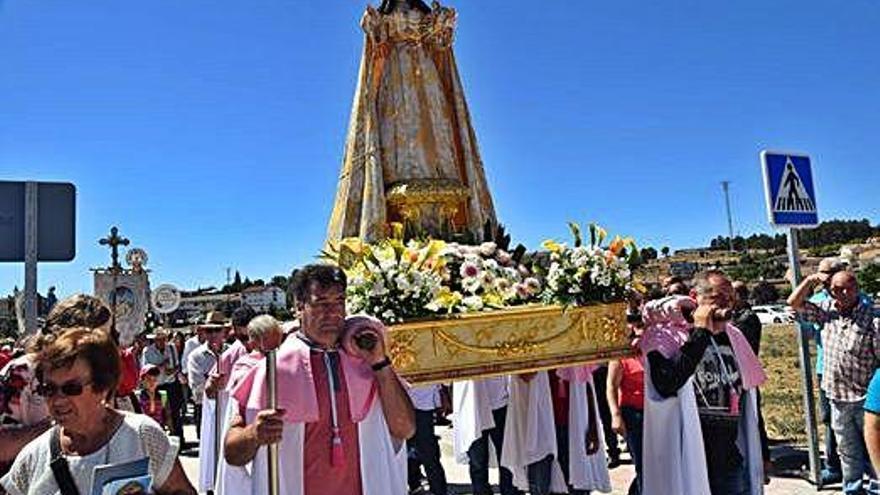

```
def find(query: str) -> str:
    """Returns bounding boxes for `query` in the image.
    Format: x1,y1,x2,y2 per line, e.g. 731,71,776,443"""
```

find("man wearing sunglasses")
0,295,111,477
790,269,880,494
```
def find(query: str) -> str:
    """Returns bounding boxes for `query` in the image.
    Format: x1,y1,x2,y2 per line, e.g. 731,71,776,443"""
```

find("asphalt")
178,423,825,494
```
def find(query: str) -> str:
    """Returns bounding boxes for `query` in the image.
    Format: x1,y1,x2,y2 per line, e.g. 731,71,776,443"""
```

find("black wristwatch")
371,356,392,372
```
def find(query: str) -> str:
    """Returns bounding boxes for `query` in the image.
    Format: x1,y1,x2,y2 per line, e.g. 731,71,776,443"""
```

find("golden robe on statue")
327,0,497,243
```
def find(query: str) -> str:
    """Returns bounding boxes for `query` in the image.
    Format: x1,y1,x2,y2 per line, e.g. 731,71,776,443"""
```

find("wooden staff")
266,349,280,495
212,349,222,488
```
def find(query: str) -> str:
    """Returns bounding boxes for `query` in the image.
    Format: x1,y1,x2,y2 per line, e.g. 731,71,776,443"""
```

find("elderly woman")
0,327,195,495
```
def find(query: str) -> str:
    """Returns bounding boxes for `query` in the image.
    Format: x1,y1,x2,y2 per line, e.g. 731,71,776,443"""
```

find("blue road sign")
761,151,819,228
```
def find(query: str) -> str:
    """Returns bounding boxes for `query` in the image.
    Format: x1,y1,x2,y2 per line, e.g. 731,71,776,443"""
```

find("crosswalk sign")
761,151,819,227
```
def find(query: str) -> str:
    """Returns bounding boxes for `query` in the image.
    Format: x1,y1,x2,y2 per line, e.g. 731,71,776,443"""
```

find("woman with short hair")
0,328,196,495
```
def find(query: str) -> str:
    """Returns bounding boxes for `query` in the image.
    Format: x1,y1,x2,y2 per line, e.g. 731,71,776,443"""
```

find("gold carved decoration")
385,302,634,384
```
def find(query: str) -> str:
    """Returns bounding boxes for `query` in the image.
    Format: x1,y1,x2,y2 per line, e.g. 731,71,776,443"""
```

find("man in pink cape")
224,264,415,495
214,314,285,495
640,270,767,495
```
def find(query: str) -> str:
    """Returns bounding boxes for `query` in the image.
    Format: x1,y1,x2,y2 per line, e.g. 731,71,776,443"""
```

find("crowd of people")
0,258,877,495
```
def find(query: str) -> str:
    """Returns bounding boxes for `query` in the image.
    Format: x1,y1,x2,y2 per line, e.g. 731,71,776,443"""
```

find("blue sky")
2,0,878,296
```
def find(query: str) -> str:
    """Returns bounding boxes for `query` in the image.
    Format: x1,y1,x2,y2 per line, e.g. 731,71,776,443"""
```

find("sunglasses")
37,379,93,398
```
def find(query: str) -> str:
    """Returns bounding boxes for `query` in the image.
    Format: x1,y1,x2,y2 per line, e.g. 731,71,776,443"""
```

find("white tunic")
500,371,567,492
452,376,509,464
565,375,612,493
214,397,251,495
244,397,408,495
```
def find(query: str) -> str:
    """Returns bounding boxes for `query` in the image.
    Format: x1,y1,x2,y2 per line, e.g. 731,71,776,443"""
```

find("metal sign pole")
787,228,822,487
24,182,38,335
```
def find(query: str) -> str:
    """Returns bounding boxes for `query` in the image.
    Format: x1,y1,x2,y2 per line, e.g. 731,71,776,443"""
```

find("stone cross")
99,226,130,272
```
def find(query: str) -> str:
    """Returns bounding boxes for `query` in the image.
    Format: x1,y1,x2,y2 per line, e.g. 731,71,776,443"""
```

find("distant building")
178,292,241,320
241,286,286,313
669,261,700,279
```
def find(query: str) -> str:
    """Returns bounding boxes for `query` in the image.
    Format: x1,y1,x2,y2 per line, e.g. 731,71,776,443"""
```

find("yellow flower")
609,236,625,256
542,239,563,253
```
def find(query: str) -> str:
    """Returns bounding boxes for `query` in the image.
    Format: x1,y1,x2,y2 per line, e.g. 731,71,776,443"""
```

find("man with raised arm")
225,264,415,495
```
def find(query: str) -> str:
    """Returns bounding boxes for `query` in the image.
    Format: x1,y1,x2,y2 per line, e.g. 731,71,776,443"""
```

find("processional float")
323,0,636,384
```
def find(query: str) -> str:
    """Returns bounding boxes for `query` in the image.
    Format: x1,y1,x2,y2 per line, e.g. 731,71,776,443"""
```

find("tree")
640,247,658,262
232,270,243,292
857,263,880,297
752,281,781,305
661,246,670,258
271,275,289,290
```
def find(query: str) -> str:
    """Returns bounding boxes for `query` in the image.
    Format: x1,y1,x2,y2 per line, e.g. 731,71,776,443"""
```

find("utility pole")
721,180,735,252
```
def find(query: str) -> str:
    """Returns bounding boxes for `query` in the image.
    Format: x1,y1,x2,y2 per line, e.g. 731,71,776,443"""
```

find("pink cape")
555,364,598,383
231,316,383,423
212,339,248,377
639,295,766,390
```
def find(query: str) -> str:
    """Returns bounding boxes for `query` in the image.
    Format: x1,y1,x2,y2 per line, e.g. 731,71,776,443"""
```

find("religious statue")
326,0,497,243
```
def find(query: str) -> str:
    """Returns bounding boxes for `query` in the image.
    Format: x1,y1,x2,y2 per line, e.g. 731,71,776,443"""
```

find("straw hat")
198,310,229,330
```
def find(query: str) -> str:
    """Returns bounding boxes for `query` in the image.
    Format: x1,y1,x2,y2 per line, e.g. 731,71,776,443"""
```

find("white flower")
462,295,484,311
460,258,482,279
463,277,482,294
394,274,411,293
370,279,389,297
381,309,396,321
479,242,497,256
496,250,512,266
524,277,541,294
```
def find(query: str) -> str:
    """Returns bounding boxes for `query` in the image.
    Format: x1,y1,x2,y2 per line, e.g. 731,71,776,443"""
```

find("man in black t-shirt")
646,270,765,495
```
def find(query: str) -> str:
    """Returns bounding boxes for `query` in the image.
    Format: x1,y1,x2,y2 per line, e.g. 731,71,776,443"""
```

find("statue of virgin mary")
326,0,497,242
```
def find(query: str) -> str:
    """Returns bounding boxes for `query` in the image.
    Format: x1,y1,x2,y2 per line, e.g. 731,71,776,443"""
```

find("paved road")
178,424,824,494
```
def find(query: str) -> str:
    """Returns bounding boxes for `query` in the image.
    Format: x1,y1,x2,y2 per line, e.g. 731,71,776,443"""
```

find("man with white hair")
214,314,285,495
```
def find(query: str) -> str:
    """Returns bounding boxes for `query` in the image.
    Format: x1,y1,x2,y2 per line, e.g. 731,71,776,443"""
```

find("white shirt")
188,343,218,403
484,376,509,410
181,335,201,374
0,412,178,495
408,384,442,411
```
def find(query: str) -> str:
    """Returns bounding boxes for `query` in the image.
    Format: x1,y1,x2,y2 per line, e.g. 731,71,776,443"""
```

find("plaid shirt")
801,295,880,402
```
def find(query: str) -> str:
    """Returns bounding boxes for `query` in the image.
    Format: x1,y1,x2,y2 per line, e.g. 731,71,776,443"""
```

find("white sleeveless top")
1,411,178,495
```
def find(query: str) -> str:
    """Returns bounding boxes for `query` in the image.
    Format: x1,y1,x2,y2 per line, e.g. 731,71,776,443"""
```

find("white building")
241,286,286,313
178,293,240,320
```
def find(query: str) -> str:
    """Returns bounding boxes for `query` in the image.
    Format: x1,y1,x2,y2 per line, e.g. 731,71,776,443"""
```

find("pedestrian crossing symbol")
761,151,819,227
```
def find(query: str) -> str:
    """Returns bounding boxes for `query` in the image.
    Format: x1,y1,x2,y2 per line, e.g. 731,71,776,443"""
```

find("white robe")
642,359,764,495
213,397,251,495
566,377,613,493
244,397,407,495
500,371,567,492
452,378,503,465
198,391,226,492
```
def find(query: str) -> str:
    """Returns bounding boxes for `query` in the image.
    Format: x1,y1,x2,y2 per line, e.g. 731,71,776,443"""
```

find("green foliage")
752,281,781,305
640,246,658,262
708,218,878,251
858,263,880,296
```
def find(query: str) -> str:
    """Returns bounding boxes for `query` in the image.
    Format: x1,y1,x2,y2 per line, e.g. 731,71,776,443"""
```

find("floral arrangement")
322,222,640,324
